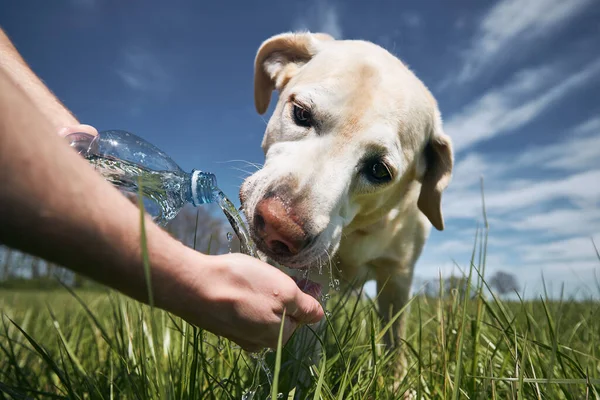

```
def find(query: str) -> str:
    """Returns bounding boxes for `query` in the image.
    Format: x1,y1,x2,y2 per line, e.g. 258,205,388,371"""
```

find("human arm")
0,26,96,137
0,65,322,351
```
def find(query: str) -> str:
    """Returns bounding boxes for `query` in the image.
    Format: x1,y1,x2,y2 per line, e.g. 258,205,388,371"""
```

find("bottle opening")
191,170,217,205
66,132,96,155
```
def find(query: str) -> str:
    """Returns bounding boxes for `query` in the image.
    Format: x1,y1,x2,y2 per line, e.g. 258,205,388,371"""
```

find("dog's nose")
254,197,308,257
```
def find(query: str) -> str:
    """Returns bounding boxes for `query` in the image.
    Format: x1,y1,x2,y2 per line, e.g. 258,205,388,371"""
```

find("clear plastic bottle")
66,129,218,226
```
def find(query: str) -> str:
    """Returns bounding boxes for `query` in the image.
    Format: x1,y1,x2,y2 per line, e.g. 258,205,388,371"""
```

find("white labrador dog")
240,31,453,375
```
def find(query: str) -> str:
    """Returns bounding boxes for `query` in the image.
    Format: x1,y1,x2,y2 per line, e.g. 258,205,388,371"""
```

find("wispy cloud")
401,12,421,29
445,57,600,153
510,208,600,237
419,111,600,298
454,0,593,84
518,237,598,263
292,0,343,39
573,116,600,136
115,45,173,95
443,169,600,220
513,122,600,172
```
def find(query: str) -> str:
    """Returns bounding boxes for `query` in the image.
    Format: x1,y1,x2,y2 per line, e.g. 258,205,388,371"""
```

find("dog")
239,31,454,384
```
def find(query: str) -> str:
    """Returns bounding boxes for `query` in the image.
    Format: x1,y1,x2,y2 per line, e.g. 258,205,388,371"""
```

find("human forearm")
0,26,80,131
0,67,182,306
0,54,323,351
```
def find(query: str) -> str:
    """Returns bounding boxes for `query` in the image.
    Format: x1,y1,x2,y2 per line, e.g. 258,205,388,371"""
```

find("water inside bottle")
85,154,257,258
86,155,186,226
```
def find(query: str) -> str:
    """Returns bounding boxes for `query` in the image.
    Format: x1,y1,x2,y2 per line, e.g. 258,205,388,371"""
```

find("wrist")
150,240,217,318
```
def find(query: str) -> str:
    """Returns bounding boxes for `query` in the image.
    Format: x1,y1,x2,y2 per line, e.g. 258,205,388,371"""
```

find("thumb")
58,124,98,138
287,289,324,325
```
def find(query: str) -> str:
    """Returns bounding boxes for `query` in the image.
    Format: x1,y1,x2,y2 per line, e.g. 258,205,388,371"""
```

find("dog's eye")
367,160,392,183
292,104,312,127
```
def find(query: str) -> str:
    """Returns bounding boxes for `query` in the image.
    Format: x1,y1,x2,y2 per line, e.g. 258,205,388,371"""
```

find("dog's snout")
254,197,309,257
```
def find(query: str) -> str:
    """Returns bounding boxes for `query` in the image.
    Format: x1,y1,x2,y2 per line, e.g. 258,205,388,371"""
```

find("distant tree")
31,256,42,279
1,246,13,280
417,278,443,298
489,271,520,295
166,204,240,256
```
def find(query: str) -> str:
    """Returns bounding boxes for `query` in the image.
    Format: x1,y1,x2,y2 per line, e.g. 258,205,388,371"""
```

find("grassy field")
2,198,600,399
2,265,600,399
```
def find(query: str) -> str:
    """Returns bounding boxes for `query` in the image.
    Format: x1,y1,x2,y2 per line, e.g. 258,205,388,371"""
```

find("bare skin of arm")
0,29,323,351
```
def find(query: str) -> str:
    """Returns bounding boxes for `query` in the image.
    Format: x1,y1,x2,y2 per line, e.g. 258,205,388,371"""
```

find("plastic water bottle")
66,130,217,227
65,130,257,257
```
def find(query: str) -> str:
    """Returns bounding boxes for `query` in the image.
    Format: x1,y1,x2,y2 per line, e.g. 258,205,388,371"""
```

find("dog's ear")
417,121,454,231
254,32,334,114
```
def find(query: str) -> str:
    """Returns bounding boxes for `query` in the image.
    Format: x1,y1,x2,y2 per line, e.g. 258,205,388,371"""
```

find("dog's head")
240,32,453,269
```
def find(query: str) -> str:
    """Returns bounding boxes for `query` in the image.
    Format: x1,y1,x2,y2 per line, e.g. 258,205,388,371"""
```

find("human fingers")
285,287,324,325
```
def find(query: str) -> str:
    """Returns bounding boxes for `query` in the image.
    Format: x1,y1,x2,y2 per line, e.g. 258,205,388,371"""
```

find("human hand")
55,123,322,351
164,250,324,352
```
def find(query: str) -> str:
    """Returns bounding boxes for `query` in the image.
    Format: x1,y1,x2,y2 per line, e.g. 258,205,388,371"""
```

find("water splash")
250,348,273,385
329,278,340,291
226,232,234,253
214,190,257,258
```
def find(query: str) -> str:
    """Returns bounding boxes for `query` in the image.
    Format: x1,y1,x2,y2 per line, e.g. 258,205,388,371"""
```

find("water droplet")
277,394,284,399
242,390,256,400
321,294,330,302
329,278,341,291
273,289,280,296
226,232,233,242
325,310,332,318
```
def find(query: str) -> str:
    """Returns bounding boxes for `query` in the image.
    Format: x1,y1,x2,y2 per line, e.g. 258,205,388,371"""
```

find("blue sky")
1,0,599,298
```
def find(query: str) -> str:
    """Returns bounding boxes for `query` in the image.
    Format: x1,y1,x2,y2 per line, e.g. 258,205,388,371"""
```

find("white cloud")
115,45,172,95
518,237,599,263
510,208,600,237
401,12,421,29
446,57,600,153
444,169,600,220
455,0,593,83
573,116,600,136
431,239,475,255
448,118,600,194
513,131,600,172
426,111,600,299
292,0,343,39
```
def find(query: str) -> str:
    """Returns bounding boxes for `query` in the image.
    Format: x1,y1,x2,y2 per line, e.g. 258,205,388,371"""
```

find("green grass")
1,185,599,399
1,265,600,399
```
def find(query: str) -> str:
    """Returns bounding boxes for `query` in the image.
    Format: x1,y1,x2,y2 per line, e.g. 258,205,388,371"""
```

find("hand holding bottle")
0,26,324,350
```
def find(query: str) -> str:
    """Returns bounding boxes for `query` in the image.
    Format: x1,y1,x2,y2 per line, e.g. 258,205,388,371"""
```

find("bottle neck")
190,170,217,206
